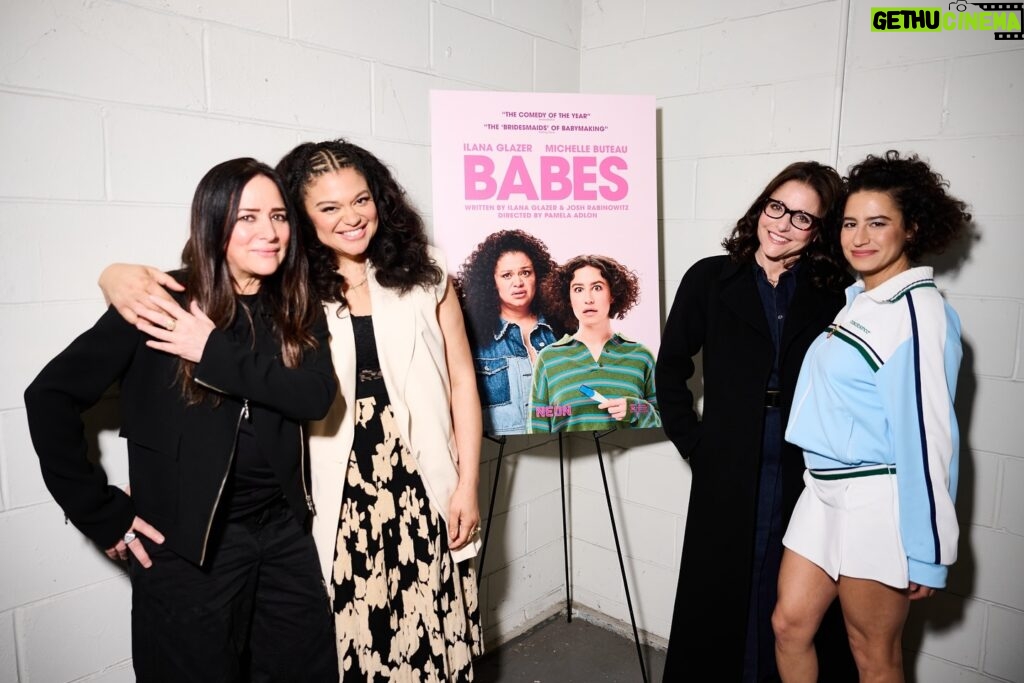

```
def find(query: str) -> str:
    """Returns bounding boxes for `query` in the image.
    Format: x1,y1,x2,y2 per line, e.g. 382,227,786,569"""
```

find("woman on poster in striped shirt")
528,254,660,433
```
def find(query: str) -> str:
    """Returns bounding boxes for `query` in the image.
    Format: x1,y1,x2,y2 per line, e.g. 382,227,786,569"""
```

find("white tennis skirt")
783,465,909,589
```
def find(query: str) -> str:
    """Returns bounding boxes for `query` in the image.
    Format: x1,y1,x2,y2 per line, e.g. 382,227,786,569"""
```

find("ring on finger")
123,531,137,544
165,318,176,332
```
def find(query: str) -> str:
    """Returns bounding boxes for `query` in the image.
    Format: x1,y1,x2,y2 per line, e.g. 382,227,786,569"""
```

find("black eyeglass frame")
762,198,820,231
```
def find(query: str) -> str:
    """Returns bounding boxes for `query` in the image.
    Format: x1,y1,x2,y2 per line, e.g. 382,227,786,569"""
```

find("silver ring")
123,531,137,544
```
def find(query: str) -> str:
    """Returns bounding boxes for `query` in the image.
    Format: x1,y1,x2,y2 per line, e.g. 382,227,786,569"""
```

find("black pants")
129,500,338,682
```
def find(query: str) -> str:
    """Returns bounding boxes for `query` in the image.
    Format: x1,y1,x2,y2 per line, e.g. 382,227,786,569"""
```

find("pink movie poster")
430,90,660,437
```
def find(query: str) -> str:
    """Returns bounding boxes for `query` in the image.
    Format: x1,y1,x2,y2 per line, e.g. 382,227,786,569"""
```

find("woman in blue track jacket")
773,151,972,682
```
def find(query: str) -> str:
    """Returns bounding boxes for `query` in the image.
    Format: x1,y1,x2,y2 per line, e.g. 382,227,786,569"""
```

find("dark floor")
475,612,666,682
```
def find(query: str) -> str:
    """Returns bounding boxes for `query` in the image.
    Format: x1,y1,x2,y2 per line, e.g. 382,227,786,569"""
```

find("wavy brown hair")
454,229,560,344
845,150,972,261
542,255,641,333
722,160,851,291
178,158,319,405
276,139,441,305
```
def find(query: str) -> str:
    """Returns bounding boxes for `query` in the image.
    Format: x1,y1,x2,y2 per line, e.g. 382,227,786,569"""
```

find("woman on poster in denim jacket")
455,229,563,435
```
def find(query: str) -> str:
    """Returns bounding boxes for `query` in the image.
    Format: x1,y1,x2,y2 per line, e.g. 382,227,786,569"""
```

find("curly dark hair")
722,160,851,291
844,150,972,261
275,139,441,304
454,229,559,345
542,255,641,333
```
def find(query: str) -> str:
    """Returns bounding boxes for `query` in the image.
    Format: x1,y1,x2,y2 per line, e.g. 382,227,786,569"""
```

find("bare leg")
837,576,910,683
772,549,838,682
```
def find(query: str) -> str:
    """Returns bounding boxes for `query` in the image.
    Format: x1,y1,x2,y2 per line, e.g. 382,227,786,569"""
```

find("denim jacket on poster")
474,316,556,435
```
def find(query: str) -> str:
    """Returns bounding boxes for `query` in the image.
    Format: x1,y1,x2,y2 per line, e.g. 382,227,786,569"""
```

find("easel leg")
593,430,649,683
478,434,506,578
559,432,571,622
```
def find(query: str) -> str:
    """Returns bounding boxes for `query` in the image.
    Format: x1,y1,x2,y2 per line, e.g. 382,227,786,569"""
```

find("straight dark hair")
178,157,319,404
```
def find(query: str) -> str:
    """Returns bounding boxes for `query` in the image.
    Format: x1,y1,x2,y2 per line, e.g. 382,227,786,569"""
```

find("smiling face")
842,190,913,290
493,250,536,317
224,174,289,292
302,167,378,264
569,265,612,325
755,179,821,269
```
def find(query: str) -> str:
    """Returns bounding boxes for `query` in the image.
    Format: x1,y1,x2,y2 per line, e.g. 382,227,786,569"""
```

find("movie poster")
430,90,659,436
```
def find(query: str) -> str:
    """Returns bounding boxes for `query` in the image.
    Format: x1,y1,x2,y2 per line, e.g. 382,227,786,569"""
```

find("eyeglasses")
762,198,819,231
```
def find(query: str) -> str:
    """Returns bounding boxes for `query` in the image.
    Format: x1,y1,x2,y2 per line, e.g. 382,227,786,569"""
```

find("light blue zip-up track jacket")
786,266,962,588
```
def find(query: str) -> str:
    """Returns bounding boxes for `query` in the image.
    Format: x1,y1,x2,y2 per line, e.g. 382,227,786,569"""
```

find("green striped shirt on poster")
528,333,661,433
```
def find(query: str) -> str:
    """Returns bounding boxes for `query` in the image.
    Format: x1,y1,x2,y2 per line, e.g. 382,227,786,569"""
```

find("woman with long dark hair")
25,158,338,681
277,139,482,681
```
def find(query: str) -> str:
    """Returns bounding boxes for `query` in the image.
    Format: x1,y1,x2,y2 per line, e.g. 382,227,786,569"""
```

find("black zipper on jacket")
197,397,246,565
300,423,315,516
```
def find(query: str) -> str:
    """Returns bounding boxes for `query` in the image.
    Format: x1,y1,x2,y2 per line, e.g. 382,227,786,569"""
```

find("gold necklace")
342,265,368,290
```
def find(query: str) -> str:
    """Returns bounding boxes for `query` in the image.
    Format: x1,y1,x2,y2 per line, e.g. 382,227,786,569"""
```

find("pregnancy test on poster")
579,385,608,404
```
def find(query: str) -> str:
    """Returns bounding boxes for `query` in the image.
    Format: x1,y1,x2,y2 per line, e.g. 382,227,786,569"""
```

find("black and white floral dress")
332,315,483,682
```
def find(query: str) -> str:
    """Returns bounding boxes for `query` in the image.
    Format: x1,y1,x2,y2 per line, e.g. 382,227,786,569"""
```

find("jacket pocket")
474,356,512,407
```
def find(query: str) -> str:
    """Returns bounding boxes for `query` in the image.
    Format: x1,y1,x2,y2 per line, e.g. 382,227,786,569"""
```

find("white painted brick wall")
772,77,837,150
937,218,1024,298
582,33,701,96
3,0,1022,680
841,63,948,144
698,4,842,90
291,0,430,69
17,579,132,682
494,0,581,46
0,203,188,303
376,67,460,144
482,540,565,632
968,450,1002,529
950,297,1019,378
0,504,126,613
999,456,1024,536
106,109,300,203
908,592,987,669
207,26,373,131
0,611,15,683
534,39,580,94
0,0,205,109
0,94,105,201
985,606,1024,680
431,6,535,91
582,0,645,49
124,0,290,36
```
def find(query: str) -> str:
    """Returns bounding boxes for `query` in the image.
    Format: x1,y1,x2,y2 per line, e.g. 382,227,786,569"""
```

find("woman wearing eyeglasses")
656,161,857,682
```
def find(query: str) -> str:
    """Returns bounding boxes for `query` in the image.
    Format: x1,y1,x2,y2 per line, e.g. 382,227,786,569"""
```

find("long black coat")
655,255,855,681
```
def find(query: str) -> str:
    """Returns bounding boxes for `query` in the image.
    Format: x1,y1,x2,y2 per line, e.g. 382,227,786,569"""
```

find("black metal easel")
477,430,648,683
